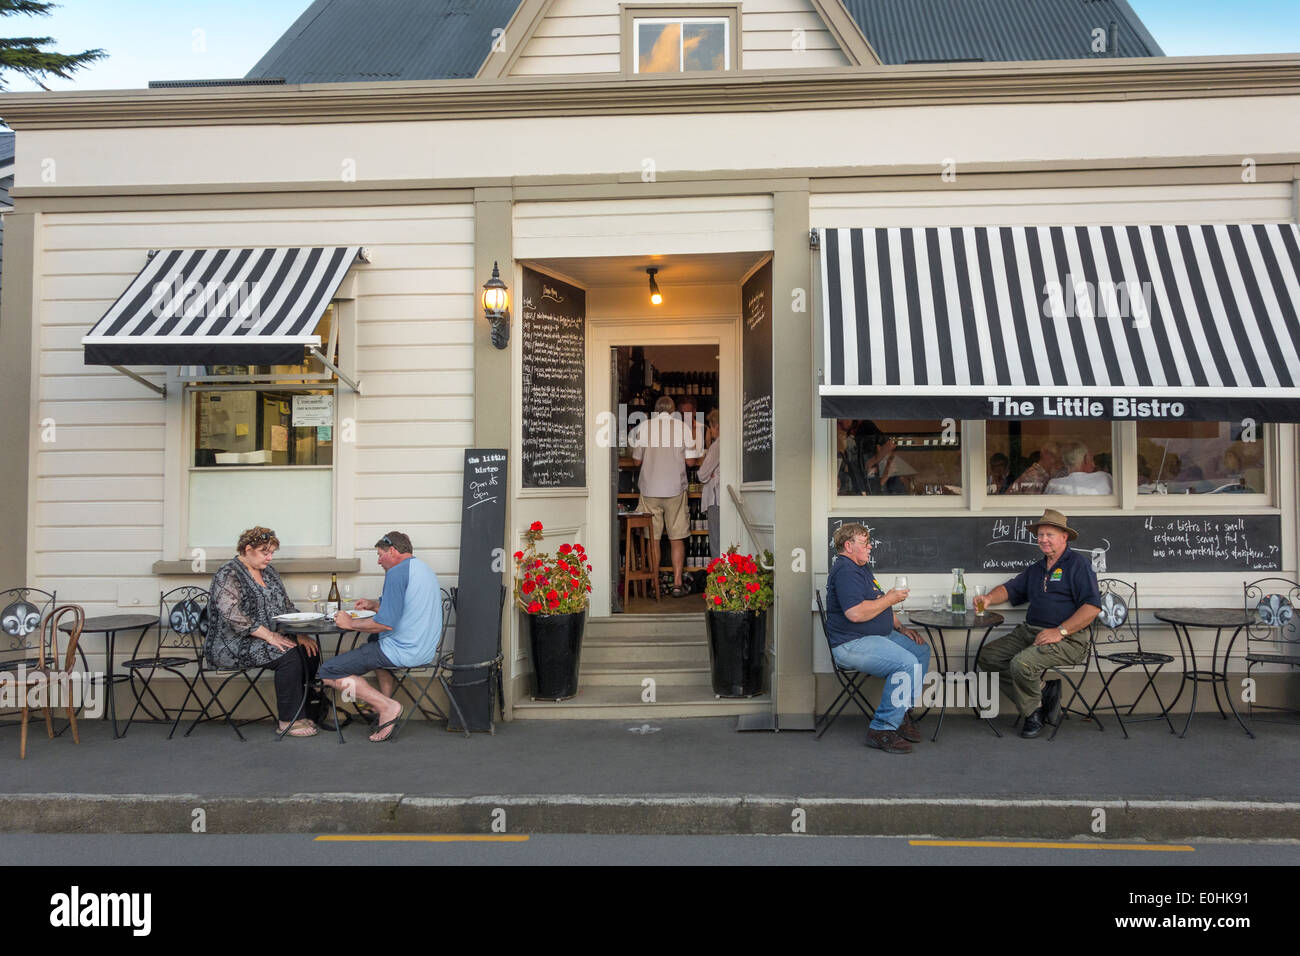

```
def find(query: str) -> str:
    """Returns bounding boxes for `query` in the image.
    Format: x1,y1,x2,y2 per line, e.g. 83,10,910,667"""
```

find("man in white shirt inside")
631,396,703,598
1045,441,1113,495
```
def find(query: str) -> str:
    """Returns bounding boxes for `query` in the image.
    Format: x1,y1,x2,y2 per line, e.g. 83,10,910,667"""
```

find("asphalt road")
2,833,1296,866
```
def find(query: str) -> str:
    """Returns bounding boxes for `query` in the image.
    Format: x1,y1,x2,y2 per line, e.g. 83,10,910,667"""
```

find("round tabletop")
61,613,158,634
276,618,349,635
1153,608,1252,628
907,609,1004,629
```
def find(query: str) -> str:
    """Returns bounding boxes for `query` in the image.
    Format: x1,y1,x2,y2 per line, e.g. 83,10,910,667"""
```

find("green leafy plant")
704,547,774,612
513,521,592,615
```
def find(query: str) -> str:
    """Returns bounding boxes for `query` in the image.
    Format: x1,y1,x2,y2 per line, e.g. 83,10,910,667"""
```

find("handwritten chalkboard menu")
828,514,1283,575
453,449,508,731
742,259,773,483
521,268,586,488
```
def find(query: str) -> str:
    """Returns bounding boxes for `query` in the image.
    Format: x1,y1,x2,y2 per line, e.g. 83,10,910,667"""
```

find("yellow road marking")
910,839,1192,852
315,834,530,843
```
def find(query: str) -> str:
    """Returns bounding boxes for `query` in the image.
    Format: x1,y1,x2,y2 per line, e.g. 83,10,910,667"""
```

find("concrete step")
585,614,707,640
579,660,713,687
513,684,771,719
582,639,710,665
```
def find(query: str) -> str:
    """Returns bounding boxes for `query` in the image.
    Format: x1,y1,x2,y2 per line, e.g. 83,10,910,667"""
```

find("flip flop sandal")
670,585,689,598
369,712,403,742
286,720,319,737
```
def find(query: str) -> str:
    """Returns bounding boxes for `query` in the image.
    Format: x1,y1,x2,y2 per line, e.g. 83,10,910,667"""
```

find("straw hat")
1024,508,1077,541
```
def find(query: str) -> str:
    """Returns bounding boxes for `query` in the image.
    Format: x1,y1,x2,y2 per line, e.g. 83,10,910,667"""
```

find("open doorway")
613,344,720,614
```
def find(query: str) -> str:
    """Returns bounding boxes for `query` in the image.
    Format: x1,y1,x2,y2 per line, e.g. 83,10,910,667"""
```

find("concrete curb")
4,794,1299,840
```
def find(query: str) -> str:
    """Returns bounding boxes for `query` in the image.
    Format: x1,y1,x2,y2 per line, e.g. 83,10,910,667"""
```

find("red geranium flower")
528,601,542,613
713,596,723,606
513,551,524,561
747,582,761,593
534,560,544,569
530,521,543,532
547,590,559,602
716,575,727,584
586,584,592,591
559,543,572,554
586,564,592,571
522,581,536,594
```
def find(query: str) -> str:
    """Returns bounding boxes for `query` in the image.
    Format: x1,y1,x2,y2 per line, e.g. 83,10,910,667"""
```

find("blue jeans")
831,631,931,731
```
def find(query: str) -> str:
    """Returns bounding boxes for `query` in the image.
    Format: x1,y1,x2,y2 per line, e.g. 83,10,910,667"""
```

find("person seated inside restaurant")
975,509,1101,738
823,523,930,754
1006,441,1064,494
1045,441,1113,495
205,526,321,738
987,453,1011,495
856,421,907,495
324,531,442,742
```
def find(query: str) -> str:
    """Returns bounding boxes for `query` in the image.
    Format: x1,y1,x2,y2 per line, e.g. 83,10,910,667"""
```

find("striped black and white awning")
819,225,1300,421
83,247,364,366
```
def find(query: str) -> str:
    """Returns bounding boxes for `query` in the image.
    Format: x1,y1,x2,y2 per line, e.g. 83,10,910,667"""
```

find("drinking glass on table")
973,584,989,616
308,583,321,614
342,583,353,611
931,593,945,612
892,576,909,623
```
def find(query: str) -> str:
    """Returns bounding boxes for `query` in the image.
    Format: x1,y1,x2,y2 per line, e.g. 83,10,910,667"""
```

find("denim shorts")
318,636,395,680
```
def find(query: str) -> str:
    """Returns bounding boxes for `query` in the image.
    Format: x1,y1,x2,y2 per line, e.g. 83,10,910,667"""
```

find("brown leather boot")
897,711,922,743
865,728,913,754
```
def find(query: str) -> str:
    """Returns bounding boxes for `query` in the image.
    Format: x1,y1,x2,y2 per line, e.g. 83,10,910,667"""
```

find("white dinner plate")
347,609,376,620
275,612,325,623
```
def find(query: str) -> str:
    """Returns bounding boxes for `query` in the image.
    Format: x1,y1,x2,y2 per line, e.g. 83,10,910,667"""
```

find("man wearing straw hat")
975,509,1101,738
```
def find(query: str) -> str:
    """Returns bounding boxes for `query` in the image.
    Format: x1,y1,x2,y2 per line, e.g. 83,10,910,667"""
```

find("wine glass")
342,583,353,610
893,576,909,623
308,583,321,613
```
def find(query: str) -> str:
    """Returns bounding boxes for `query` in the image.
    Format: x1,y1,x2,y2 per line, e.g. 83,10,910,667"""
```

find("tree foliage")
0,1,105,91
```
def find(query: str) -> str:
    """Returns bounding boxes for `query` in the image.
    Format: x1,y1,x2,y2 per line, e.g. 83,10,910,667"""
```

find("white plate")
346,609,376,620
275,612,325,623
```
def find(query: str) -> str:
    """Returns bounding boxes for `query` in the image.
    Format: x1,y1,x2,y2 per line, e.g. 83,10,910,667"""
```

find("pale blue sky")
4,0,1299,92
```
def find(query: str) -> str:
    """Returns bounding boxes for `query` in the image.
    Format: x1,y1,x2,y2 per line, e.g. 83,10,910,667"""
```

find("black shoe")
1020,709,1045,738
1042,679,1062,726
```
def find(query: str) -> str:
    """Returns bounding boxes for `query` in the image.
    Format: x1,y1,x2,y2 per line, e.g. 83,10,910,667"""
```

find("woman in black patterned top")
206,526,321,737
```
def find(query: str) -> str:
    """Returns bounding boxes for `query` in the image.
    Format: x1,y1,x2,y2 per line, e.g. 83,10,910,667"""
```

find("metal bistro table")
60,613,157,739
906,608,1005,741
1152,607,1254,739
275,615,366,742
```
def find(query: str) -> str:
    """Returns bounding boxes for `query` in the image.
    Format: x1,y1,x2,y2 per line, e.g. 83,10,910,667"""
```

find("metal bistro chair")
1040,619,1103,741
388,585,504,739
1087,579,1177,738
0,604,86,759
121,586,206,736
1228,577,1300,729
173,593,278,741
813,589,875,739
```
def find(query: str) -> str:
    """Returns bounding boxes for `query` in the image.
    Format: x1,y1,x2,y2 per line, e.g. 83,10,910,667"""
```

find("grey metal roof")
246,0,524,83
843,0,1164,63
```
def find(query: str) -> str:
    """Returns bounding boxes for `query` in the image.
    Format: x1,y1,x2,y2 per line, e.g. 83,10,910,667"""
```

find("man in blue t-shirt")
824,522,931,754
322,531,442,742
975,509,1101,738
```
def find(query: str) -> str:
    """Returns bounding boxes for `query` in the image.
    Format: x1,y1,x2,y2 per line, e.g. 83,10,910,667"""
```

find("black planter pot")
705,609,767,698
528,611,585,700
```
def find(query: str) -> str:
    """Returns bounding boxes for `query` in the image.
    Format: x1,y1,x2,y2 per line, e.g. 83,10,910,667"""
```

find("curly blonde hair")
236,526,280,554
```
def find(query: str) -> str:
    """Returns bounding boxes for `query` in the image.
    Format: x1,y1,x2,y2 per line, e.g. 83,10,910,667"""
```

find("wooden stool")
621,513,659,605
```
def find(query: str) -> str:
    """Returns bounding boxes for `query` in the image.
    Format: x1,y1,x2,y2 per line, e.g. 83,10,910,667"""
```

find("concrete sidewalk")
2,714,1297,840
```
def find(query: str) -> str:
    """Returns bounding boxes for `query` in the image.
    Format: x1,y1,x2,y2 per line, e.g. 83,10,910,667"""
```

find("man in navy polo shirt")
824,522,931,754
976,509,1101,738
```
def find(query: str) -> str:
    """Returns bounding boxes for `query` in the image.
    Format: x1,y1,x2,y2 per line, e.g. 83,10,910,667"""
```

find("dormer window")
623,5,740,75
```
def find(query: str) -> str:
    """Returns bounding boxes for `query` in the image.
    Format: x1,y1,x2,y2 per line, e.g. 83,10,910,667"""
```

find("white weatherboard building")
1,0,1298,724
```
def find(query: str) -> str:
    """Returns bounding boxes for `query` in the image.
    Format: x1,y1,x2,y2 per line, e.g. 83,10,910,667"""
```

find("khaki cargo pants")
976,623,1090,718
